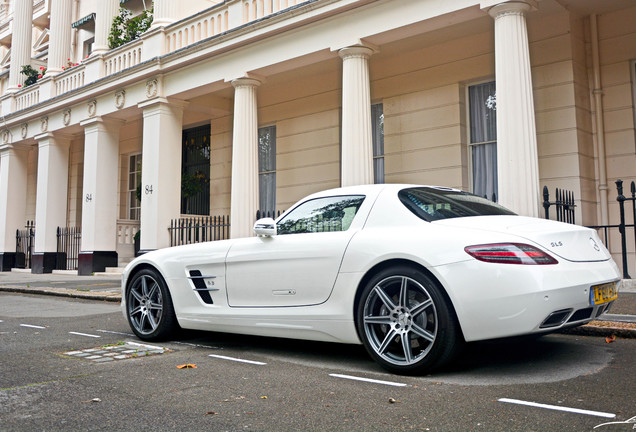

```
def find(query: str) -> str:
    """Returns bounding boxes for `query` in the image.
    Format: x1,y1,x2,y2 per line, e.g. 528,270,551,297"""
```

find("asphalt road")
1,292,635,432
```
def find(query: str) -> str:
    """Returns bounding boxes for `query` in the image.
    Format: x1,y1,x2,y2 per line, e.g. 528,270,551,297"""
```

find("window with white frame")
258,125,276,217
372,103,385,184
128,153,142,220
468,81,498,201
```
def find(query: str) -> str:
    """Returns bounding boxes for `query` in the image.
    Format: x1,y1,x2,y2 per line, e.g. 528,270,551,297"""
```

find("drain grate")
62,342,171,363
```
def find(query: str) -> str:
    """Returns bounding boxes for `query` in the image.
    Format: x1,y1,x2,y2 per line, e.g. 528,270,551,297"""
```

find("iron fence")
15,221,34,269
169,215,230,246
57,226,81,270
256,209,283,219
542,186,576,224
583,180,636,279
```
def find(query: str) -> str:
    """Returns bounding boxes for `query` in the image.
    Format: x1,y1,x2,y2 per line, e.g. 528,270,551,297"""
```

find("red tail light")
464,243,558,265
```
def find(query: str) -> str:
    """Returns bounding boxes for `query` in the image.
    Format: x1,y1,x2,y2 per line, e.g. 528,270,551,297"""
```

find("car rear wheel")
126,268,177,341
357,266,460,374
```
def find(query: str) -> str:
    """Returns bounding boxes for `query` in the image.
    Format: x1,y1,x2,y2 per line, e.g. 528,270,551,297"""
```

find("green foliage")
181,171,207,198
108,8,154,49
20,65,46,87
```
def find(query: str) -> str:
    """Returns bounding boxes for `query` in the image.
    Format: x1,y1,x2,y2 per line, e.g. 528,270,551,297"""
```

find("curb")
558,322,636,339
0,286,121,303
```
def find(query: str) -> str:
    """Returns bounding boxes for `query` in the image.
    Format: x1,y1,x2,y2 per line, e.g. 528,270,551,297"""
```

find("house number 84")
85,193,92,202
145,185,153,194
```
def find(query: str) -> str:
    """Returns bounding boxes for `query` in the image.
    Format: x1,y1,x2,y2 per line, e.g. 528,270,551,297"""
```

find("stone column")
0,145,28,270
8,0,33,90
488,1,540,217
32,134,70,273
93,0,119,55
47,0,73,74
230,77,261,239
138,98,186,251
77,117,122,275
152,0,177,28
339,46,374,187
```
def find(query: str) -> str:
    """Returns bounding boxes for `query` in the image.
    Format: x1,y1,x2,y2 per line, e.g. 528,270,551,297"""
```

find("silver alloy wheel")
127,274,164,336
362,275,438,366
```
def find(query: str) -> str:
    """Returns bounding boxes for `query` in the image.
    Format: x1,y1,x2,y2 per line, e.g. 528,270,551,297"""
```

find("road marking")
69,332,101,338
498,398,616,419
96,329,135,337
329,373,408,387
20,324,46,329
126,341,165,350
209,354,266,365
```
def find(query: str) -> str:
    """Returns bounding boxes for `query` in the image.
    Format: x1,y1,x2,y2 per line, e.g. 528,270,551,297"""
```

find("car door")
225,195,366,307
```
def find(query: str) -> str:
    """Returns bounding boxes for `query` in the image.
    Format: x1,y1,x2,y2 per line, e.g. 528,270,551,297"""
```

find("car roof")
303,183,461,199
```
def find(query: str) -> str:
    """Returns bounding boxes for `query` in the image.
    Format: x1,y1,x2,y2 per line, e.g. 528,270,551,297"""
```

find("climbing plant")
108,8,153,49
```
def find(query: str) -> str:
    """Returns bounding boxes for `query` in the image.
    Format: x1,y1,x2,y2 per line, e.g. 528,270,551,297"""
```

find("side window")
277,196,365,235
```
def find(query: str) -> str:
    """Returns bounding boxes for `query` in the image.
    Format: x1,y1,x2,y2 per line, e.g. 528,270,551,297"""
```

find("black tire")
125,268,178,341
356,265,461,375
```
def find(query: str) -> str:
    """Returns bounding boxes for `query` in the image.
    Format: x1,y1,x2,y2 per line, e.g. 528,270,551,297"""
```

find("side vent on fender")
188,270,214,304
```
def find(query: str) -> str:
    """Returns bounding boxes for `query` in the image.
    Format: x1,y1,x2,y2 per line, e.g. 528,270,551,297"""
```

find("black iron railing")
543,186,576,224
57,226,81,270
169,215,230,246
15,221,35,269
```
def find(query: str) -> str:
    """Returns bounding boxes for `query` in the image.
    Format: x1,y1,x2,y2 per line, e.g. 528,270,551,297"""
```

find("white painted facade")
0,0,634,274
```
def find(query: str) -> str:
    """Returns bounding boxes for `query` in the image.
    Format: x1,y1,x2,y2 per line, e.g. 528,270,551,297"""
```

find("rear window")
398,187,516,222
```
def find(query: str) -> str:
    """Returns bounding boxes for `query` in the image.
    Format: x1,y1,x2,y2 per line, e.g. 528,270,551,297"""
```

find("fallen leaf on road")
205,411,218,416
81,398,101,403
260,396,268,399
605,335,616,343
177,363,197,369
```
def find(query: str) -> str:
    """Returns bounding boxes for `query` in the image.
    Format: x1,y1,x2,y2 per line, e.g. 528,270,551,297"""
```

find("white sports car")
122,184,620,374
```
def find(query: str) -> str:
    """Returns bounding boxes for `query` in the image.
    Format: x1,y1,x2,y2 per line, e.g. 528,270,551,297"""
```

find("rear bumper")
433,259,621,342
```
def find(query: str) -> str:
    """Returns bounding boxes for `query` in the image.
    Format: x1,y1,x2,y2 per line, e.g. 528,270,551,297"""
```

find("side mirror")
253,218,277,237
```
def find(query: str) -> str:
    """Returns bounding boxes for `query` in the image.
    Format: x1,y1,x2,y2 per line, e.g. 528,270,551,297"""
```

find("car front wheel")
126,268,177,341
357,266,460,374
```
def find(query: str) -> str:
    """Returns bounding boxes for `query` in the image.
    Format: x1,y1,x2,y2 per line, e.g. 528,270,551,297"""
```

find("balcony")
1,0,311,116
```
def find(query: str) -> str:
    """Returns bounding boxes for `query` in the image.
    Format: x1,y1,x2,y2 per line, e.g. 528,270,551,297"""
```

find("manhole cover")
62,341,171,363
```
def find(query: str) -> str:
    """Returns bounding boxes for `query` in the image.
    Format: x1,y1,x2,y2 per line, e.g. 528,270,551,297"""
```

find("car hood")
433,215,611,262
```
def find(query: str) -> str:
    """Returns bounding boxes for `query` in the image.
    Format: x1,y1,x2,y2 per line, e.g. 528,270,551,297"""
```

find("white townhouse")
0,0,635,274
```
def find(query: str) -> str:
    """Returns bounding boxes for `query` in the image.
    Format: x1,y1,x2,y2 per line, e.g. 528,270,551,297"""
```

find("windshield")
398,187,516,222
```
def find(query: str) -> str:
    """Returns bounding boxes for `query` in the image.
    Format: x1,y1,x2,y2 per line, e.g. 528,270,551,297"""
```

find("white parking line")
329,373,408,387
498,398,616,419
20,324,45,329
68,332,101,338
126,341,165,350
96,329,135,337
209,354,266,365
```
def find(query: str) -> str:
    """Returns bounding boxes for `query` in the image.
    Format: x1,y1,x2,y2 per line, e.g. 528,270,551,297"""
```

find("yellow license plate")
590,282,618,306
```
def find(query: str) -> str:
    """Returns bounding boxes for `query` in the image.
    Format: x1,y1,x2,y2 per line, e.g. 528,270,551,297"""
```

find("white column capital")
338,45,375,60
484,1,537,18
231,76,264,89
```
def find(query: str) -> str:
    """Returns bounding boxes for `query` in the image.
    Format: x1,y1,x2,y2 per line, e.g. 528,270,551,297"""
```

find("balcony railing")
104,39,143,76
1,0,312,115
55,67,85,94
